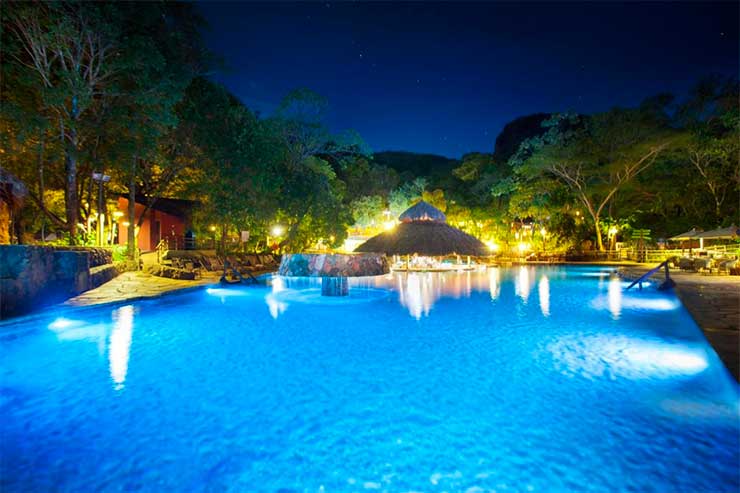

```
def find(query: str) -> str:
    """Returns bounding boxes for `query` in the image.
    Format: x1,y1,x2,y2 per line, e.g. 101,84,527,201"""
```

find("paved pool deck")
620,266,740,381
64,269,275,308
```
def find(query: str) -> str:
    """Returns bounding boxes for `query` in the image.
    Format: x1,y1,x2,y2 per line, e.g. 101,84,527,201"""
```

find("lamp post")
608,226,619,257
270,225,284,252
209,225,217,250
92,172,111,246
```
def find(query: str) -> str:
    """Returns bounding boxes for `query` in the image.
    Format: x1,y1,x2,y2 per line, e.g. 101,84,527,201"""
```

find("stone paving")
64,268,275,308
620,266,740,381
64,271,220,307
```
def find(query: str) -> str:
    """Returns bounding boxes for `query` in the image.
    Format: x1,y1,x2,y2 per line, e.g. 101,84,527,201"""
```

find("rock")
278,253,389,277
0,245,120,319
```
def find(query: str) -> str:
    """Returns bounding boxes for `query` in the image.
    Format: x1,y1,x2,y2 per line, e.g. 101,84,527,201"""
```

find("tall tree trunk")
64,103,79,244
594,217,605,252
127,155,137,260
37,135,46,240
64,147,77,243
64,127,78,245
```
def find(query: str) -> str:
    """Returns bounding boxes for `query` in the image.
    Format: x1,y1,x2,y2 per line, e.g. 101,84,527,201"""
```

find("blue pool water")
1,266,738,492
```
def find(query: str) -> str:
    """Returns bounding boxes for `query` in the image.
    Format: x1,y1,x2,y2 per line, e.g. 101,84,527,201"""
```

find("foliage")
3,2,208,251
3,7,736,256
507,103,682,251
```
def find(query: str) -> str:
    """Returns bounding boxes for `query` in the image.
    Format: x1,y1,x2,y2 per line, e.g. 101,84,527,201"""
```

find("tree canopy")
2,3,737,257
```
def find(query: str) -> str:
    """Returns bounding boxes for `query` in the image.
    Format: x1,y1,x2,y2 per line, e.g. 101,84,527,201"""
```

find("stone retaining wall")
0,245,119,319
278,252,389,277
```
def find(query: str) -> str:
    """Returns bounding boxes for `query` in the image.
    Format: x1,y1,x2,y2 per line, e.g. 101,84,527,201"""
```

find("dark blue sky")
198,2,738,158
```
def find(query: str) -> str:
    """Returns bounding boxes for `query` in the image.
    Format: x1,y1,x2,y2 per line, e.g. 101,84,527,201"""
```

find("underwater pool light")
548,334,710,379
206,288,249,297
48,318,79,330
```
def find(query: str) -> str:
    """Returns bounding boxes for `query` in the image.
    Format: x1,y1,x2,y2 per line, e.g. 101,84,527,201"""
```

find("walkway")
65,269,274,308
64,271,220,307
620,266,740,381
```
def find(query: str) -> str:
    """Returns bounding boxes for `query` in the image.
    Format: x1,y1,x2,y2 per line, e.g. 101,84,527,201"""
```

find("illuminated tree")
510,105,681,251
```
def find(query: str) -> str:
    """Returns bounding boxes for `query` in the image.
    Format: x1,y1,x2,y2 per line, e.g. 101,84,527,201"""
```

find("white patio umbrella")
693,225,740,240
668,228,702,241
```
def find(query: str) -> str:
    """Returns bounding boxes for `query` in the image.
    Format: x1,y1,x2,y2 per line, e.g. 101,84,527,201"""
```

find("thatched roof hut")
399,200,446,223
356,201,488,256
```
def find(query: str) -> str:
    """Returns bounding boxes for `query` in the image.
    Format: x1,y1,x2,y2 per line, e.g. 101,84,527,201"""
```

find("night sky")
199,2,738,158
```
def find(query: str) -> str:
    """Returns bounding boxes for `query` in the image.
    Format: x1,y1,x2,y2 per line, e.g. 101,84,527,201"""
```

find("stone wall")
0,246,119,319
278,252,389,277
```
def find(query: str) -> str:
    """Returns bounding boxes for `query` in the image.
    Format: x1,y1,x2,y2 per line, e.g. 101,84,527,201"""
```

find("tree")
4,2,208,248
510,104,680,251
7,3,119,242
350,195,386,229
421,188,446,212
268,89,361,250
181,79,280,250
388,177,426,218
679,76,740,224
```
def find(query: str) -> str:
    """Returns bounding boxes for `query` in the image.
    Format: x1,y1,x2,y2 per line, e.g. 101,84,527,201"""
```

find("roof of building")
355,221,488,256
120,195,197,218
398,200,447,223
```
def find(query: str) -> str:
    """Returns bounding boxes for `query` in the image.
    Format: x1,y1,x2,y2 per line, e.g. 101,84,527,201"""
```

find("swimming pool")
1,266,738,492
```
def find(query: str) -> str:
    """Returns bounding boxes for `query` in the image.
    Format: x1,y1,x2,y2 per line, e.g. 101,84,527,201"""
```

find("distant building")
116,196,196,251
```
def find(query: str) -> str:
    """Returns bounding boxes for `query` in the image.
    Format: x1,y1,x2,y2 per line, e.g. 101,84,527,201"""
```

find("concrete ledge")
90,264,120,288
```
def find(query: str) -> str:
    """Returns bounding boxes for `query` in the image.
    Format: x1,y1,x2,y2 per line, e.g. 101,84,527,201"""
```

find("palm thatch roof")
399,200,446,223
355,221,488,256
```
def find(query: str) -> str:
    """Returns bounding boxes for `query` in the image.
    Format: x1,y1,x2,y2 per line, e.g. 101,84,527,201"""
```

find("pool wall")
0,245,118,319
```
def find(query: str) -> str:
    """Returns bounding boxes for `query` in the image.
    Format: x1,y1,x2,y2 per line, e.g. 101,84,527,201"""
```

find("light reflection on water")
266,266,640,321
608,275,622,319
488,267,500,300
539,274,550,317
3,265,737,493
515,265,532,303
109,305,134,390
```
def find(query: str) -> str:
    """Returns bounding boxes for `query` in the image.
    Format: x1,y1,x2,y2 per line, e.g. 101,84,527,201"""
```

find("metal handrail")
625,260,673,291
155,239,168,264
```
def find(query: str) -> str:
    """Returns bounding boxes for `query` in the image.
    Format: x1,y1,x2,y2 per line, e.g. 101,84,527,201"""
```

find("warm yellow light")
113,211,124,219
518,242,530,253
485,240,500,252
209,225,217,232
271,225,285,237
609,226,618,236
122,221,130,227
540,227,547,237
383,220,395,231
